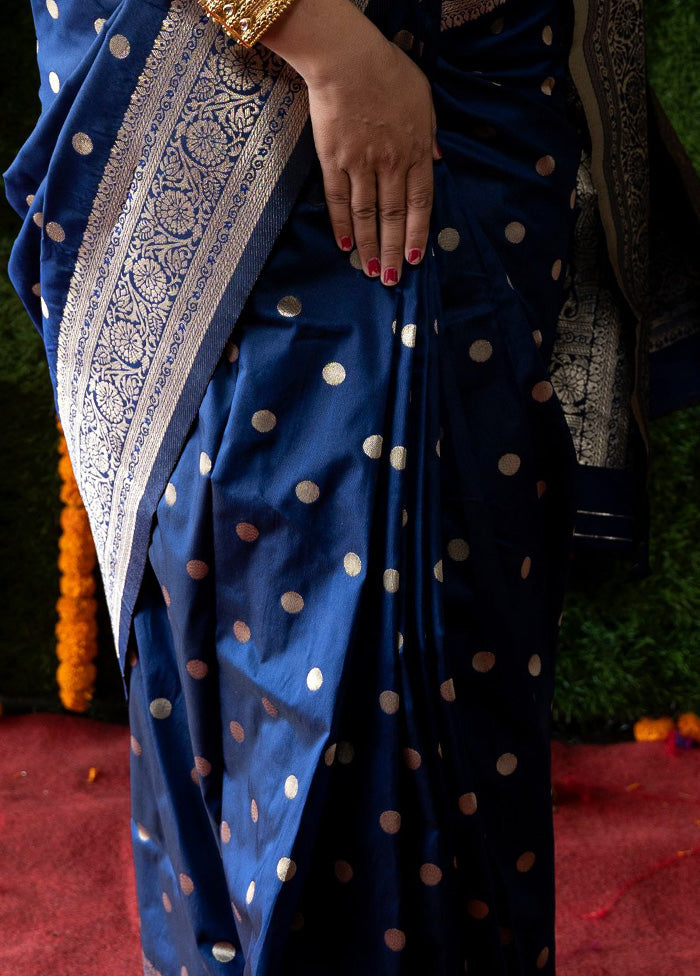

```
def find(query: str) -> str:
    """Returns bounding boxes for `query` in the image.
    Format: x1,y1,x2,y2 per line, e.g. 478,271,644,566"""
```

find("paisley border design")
56,0,310,645
440,0,507,31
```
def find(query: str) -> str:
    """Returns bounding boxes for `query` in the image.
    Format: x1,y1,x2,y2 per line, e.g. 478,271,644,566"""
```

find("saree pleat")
125,3,582,974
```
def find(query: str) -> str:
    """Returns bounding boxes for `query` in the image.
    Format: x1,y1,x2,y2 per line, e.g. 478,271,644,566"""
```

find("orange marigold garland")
56,420,98,712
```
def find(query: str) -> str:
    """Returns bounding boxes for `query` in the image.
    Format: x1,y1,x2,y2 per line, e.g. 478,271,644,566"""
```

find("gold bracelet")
197,0,300,48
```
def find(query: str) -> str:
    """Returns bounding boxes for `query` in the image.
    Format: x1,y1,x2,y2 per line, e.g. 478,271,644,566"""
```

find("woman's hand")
263,0,440,285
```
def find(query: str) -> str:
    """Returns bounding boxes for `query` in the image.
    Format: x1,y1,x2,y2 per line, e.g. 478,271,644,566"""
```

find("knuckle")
379,204,407,222
407,188,433,211
356,237,380,252
351,203,378,220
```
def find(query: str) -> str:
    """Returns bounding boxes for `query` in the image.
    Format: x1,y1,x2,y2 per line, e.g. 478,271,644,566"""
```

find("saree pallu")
6,0,582,974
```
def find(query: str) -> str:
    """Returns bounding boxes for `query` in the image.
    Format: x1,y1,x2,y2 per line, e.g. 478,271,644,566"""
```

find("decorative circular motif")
295,480,320,503
542,25,553,44
262,697,279,717
379,810,401,833
419,863,442,885
94,18,106,32
194,756,212,777
212,942,237,963
467,899,490,920
137,823,150,841
390,446,407,470
277,857,296,882
440,677,456,701
334,860,353,882
48,71,60,93
306,667,323,691
40,296,49,319
233,620,251,643
250,798,258,822
186,559,209,579
498,453,521,476
535,155,556,176
458,791,478,815
229,720,245,742
532,380,554,403
235,522,259,542
284,775,298,799
437,227,460,251
33,211,43,228
447,538,470,561
541,76,555,95
220,821,231,843
165,482,177,505
469,339,493,363
162,892,172,913
434,559,443,583
384,929,406,951
362,434,383,458
109,34,131,59
344,552,362,577
551,258,562,280
277,295,302,317
379,690,399,714
528,654,542,676
401,323,417,348
393,29,414,50
472,651,496,673
130,735,142,756
496,752,518,776
403,747,422,770
322,362,345,385
46,0,58,18
516,851,536,873
536,947,550,969
251,409,277,432
324,742,337,765
149,698,172,720
199,452,212,476
185,657,209,681
383,569,400,593
504,221,526,244
521,556,532,579
179,873,194,895
72,132,94,155
245,880,255,904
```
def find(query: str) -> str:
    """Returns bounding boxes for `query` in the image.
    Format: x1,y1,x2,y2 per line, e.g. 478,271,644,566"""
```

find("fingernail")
383,267,398,285
340,235,352,251
408,248,422,265
367,257,381,277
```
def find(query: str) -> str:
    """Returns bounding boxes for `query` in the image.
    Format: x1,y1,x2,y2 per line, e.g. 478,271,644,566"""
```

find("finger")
320,163,354,252
404,158,433,265
350,173,381,277
377,172,408,285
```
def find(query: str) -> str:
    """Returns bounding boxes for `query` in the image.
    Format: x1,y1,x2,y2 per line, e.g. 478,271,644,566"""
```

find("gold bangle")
197,0,299,48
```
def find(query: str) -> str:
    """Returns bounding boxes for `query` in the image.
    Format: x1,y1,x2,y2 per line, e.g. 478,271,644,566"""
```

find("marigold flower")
633,716,675,741
676,713,700,744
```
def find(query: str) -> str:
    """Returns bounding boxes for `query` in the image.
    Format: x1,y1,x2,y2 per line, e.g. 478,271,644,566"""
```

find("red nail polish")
436,142,444,159
408,248,422,265
340,236,352,251
367,257,381,276
383,267,398,285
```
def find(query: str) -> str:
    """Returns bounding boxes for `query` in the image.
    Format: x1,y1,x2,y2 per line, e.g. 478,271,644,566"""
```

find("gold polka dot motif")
362,434,383,459
46,221,65,242
235,522,259,542
419,863,443,885
281,591,304,613
379,690,399,714
277,857,297,881
162,892,172,913
393,29,414,50
384,928,406,951
164,482,177,505
194,756,212,777
48,71,60,93
532,381,554,403
94,17,106,32
447,538,470,561
322,362,345,385
528,654,542,676
199,451,211,475
469,339,492,363
137,822,150,841
541,76,556,96
401,323,417,348
496,752,518,776
440,677,456,701
277,295,302,317
284,775,298,799
536,947,550,969
251,409,276,433
467,899,490,920
542,24,553,44
179,873,194,895
246,880,256,904
403,747,422,770
498,453,521,476
109,34,131,59
334,859,353,882
229,720,245,742
212,943,236,963
130,735,142,756
472,651,496,673
504,221,526,244
516,850,536,873
390,446,407,470
458,792,478,815
551,258,563,280
344,552,362,577
220,821,232,843
383,569,400,593
233,620,251,642
379,810,401,834
149,698,172,719
535,155,556,176
295,480,320,503
46,0,58,18
437,227,460,251
185,558,210,582
306,667,323,691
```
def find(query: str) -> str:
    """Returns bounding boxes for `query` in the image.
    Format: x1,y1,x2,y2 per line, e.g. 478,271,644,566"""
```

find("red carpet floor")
2,714,699,975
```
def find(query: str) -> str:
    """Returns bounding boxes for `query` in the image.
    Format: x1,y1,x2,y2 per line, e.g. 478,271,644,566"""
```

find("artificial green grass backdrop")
1,2,699,732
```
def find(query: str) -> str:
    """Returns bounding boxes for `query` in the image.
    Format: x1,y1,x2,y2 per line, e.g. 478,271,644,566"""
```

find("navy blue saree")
6,0,582,973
